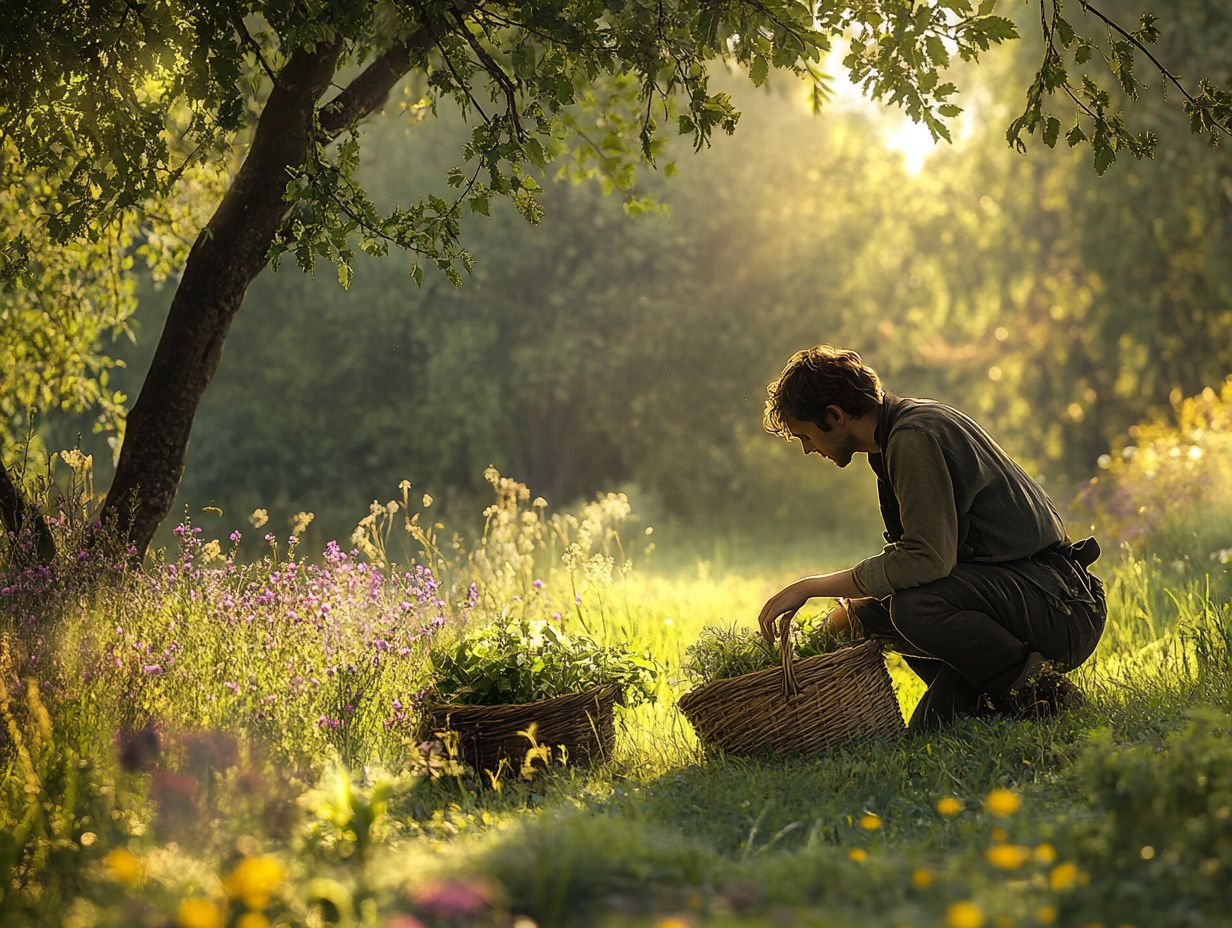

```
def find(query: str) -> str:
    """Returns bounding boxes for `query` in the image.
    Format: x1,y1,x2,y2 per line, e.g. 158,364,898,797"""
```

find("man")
756,345,1107,731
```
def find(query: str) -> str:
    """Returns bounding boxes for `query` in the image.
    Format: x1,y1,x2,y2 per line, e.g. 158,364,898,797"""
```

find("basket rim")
677,637,886,708
424,681,620,715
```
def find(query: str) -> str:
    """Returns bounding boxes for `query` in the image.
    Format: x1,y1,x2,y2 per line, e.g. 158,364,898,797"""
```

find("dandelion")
1033,843,1057,865
985,788,1021,817
1035,904,1058,924
936,796,963,816
249,509,269,528
177,898,225,928
847,848,868,862
104,848,144,887
911,867,933,889
1049,862,1079,891
236,914,270,928
222,855,286,909
946,901,985,928
858,813,881,831
986,843,1031,870
655,919,691,928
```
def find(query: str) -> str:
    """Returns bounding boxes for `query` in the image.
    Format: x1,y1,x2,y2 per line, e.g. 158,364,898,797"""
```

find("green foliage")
428,618,658,706
681,615,848,687
1065,707,1232,924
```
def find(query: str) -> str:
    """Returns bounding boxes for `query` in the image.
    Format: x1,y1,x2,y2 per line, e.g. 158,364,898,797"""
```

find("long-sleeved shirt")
851,392,1068,599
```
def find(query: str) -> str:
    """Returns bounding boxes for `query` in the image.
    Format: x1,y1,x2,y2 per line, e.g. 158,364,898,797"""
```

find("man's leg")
887,562,1096,702
847,599,990,730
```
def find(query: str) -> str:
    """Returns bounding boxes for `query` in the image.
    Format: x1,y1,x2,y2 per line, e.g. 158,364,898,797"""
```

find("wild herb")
682,614,848,687
427,619,658,707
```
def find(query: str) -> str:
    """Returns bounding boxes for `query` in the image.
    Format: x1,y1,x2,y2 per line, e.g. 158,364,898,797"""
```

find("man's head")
763,345,884,467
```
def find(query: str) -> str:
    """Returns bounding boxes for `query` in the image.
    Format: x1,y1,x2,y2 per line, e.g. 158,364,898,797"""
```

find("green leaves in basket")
428,618,658,707
682,614,847,687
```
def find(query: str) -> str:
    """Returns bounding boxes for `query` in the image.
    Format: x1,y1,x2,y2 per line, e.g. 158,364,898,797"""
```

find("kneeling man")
757,345,1107,730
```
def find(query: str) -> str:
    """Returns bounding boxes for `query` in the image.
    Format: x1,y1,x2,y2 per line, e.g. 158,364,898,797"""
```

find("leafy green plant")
682,614,848,687
427,619,657,707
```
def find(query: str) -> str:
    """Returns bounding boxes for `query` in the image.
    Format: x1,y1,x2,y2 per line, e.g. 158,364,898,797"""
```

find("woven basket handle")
779,611,800,699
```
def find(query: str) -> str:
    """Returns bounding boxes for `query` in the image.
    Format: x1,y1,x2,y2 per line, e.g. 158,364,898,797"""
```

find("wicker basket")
425,684,619,774
677,637,904,756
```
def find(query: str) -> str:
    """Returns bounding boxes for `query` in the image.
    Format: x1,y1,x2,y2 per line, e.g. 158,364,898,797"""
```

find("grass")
4,492,1232,927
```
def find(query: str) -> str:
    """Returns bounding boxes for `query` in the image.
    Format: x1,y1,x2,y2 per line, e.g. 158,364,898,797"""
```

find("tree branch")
317,4,478,139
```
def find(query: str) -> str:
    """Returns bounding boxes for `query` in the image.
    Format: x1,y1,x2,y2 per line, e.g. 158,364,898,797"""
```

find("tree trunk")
0,458,55,566
98,43,342,559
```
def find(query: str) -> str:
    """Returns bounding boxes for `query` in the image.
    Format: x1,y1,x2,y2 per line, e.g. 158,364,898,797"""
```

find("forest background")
14,0,1232,564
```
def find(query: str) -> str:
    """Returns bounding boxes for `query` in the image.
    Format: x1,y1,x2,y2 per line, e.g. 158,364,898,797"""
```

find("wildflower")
936,796,963,816
201,540,222,563
532,578,544,589
946,901,985,928
911,867,933,889
249,509,269,528
177,898,225,928
985,788,1021,817
230,530,242,543
1033,843,1057,865
80,832,97,847
655,919,692,928
1049,862,1079,891
986,844,1031,870
142,664,163,675
104,848,145,887
422,494,433,508
410,879,496,918
223,855,286,909
858,813,881,831
1035,904,1058,924
990,827,1008,842
236,914,270,928
264,533,275,543
847,848,868,862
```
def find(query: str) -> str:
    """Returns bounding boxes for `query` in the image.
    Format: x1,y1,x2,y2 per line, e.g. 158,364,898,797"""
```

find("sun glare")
884,117,937,175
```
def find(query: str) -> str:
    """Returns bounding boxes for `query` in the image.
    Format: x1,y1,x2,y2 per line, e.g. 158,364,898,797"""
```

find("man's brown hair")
763,345,884,436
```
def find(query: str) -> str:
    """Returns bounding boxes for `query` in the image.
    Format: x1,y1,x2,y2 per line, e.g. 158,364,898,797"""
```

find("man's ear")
825,404,847,427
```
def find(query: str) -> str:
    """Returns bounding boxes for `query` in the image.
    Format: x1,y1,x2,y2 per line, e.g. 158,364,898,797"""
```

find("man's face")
784,411,858,468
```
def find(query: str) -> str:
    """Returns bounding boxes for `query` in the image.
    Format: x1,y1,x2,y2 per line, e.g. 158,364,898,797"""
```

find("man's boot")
992,652,1086,719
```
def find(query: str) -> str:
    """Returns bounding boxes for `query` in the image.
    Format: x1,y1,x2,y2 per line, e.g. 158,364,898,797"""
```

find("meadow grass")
3,470,1232,928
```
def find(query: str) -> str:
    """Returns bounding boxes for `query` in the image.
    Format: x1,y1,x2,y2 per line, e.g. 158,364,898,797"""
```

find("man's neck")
850,400,884,454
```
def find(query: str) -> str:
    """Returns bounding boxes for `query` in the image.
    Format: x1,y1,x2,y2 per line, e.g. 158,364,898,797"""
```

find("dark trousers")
848,560,1106,731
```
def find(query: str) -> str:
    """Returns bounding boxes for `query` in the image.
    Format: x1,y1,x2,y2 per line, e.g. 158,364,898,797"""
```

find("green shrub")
427,618,658,706
1063,707,1232,926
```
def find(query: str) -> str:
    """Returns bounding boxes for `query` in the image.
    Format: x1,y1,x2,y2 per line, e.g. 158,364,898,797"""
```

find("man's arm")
756,567,865,642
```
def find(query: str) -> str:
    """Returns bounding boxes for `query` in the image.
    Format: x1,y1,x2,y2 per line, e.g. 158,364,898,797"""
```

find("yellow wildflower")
859,813,881,831
947,900,985,928
911,868,934,889
986,789,1021,817
104,848,145,887
222,855,286,910
848,848,868,862
1033,843,1057,865
422,494,434,509
936,796,963,817
79,832,97,847
655,919,691,928
986,844,1032,870
1036,904,1057,924
236,914,270,928
249,508,269,528
1049,862,1079,892
177,898,225,928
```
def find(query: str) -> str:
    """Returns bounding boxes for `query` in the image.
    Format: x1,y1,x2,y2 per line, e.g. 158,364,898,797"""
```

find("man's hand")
757,579,814,643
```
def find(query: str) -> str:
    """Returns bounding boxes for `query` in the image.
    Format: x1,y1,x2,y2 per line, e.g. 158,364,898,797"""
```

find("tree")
0,0,1228,561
